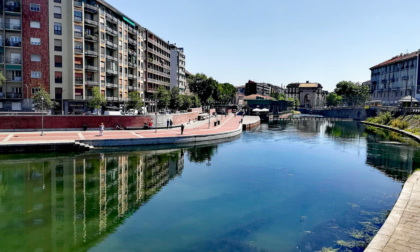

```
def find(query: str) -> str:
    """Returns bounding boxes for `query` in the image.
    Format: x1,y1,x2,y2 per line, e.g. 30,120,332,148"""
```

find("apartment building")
245,80,284,96
169,44,186,94
145,30,171,112
369,51,420,106
0,0,51,111
48,0,146,114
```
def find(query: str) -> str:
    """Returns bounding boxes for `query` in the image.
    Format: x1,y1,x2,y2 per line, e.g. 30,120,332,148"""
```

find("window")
54,6,62,19
31,55,41,62
54,0,61,3
55,56,62,67
30,4,40,12
12,87,22,94
31,71,41,78
74,25,82,37
55,72,62,83
0,102,2,109
31,87,41,94
12,102,21,111
54,22,62,35
54,39,62,51
30,21,40,28
74,11,82,22
30,38,40,45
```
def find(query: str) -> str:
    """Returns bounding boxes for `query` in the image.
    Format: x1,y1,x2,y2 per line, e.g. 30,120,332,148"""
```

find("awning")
260,108,269,112
398,96,419,103
6,65,21,70
253,108,261,112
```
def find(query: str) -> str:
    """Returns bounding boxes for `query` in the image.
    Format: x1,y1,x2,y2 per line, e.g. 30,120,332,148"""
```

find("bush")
365,106,370,110
390,119,409,130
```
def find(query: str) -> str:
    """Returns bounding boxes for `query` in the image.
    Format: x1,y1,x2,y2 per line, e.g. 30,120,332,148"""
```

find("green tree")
270,93,286,100
33,84,57,111
181,95,192,110
294,98,300,109
170,87,183,111
89,86,106,114
153,86,170,110
192,94,201,108
326,93,343,107
188,73,218,106
127,91,143,111
0,71,6,87
335,81,368,106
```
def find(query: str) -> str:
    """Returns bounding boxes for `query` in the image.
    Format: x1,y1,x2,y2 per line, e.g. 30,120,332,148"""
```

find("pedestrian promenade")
365,171,420,252
0,114,242,144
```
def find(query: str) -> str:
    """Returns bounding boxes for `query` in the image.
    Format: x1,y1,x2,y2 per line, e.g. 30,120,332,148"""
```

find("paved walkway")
366,171,420,252
0,115,242,144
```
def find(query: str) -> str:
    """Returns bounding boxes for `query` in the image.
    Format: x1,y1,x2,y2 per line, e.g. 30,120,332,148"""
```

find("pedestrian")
181,123,184,135
167,119,169,129
170,119,173,128
149,121,153,129
99,122,104,136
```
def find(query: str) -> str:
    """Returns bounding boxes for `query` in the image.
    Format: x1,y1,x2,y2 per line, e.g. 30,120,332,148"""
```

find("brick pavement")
0,115,242,144
365,171,420,252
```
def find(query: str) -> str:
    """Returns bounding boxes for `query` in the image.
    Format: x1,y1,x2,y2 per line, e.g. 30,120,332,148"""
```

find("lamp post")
24,84,30,99
61,89,65,115
155,99,158,133
41,96,44,136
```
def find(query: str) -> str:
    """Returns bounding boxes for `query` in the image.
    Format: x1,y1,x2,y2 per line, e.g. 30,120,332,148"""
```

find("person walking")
99,123,104,136
167,119,169,129
170,119,173,128
181,123,185,135
149,121,153,129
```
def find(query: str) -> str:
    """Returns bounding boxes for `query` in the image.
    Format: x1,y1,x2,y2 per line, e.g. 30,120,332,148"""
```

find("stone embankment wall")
242,116,260,131
299,108,377,120
0,115,152,131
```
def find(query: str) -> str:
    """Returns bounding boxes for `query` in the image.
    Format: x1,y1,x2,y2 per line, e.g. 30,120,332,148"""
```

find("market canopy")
253,108,262,112
260,108,269,112
398,96,419,103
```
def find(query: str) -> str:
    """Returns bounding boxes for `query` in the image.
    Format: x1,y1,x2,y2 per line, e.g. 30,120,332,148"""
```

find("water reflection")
0,149,188,252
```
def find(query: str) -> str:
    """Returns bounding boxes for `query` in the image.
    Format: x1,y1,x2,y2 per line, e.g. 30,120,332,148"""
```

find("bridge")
269,116,353,122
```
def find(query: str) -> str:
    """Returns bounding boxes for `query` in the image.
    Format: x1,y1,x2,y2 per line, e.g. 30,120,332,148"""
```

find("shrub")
365,106,370,110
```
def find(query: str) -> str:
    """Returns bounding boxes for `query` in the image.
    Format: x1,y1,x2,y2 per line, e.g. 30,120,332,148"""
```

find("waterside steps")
269,117,353,122
0,141,94,154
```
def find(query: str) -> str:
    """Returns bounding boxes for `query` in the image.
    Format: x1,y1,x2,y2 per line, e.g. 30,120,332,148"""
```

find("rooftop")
243,94,275,101
370,51,419,70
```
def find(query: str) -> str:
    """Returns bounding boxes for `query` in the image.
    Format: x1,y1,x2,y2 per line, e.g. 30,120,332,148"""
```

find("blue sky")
108,0,420,91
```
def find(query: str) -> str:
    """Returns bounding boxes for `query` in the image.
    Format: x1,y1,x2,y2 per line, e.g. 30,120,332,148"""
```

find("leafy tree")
188,73,218,105
127,91,143,111
153,86,170,110
33,84,57,111
294,98,300,109
192,94,201,108
0,71,6,87
335,81,369,106
326,93,343,107
270,93,286,100
181,95,192,110
89,86,106,114
170,87,183,111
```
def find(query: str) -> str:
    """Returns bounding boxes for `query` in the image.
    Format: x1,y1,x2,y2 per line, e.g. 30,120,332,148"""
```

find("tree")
188,73,218,106
270,93,286,101
153,86,170,110
89,86,106,114
192,94,201,108
33,84,57,111
294,98,300,109
127,91,143,111
181,95,192,110
170,87,183,111
334,81,368,106
0,71,6,87
326,93,343,107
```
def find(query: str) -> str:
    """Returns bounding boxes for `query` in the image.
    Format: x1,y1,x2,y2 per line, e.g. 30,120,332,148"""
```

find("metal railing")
86,81,98,86
6,58,21,64
106,55,117,61
74,31,83,38
84,3,98,13
5,41,21,47
6,92,22,98
85,65,98,71
84,19,98,26
106,26,117,36
106,40,117,49
74,1,82,7
84,34,98,41
106,13,118,23
75,64,83,69
74,48,83,54
75,78,83,84
106,69,118,75
4,23,21,30
85,50,98,57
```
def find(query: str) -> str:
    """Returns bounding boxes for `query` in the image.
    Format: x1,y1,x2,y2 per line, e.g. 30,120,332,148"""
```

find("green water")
0,121,419,252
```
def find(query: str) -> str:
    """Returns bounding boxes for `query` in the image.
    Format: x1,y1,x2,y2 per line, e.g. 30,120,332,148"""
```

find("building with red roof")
370,50,420,106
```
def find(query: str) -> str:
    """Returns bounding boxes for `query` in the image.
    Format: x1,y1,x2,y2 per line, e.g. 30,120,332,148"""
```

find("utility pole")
62,89,65,115
41,96,44,136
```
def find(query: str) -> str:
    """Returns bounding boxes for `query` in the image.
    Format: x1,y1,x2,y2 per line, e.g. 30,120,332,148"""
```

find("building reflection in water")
0,149,186,252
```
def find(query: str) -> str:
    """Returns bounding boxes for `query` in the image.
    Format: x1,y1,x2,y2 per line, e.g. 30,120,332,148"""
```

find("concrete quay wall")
300,108,372,120
79,124,242,148
361,121,420,143
242,116,260,131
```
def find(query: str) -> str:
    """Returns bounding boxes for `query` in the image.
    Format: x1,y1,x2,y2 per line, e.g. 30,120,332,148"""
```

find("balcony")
5,58,21,64
84,34,98,42
106,40,117,49
85,50,98,57
75,95,83,100
106,96,118,101
127,74,133,79
6,92,22,98
128,62,135,68
106,27,118,36
5,4,20,13
84,3,98,13
75,64,83,70
128,26,136,34
86,80,98,86
74,1,82,7
106,69,118,75
74,31,83,38
75,77,83,84
106,13,118,24
106,55,117,61
128,50,137,56
85,65,98,72
106,83,118,89
5,40,21,47
55,77,62,83
128,38,136,46
84,19,98,27
74,48,83,54
4,22,21,31
74,16,82,22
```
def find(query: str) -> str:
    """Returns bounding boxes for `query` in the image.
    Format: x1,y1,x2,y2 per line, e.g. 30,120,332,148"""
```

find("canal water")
1,121,419,252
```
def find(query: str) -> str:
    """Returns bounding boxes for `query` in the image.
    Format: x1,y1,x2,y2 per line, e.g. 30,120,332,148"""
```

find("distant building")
170,44,186,94
244,80,283,96
236,85,245,95
362,80,371,87
185,70,192,95
369,51,420,106
285,81,326,108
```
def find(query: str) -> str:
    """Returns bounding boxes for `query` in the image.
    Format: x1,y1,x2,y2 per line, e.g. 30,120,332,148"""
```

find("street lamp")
61,89,65,115
24,84,30,99
41,96,44,136
155,99,159,133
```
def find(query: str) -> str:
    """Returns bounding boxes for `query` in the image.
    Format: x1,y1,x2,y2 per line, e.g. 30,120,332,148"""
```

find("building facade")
170,44,186,94
0,0,182,113
285,81,326,108
245,80,270,96
369,51,419,106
